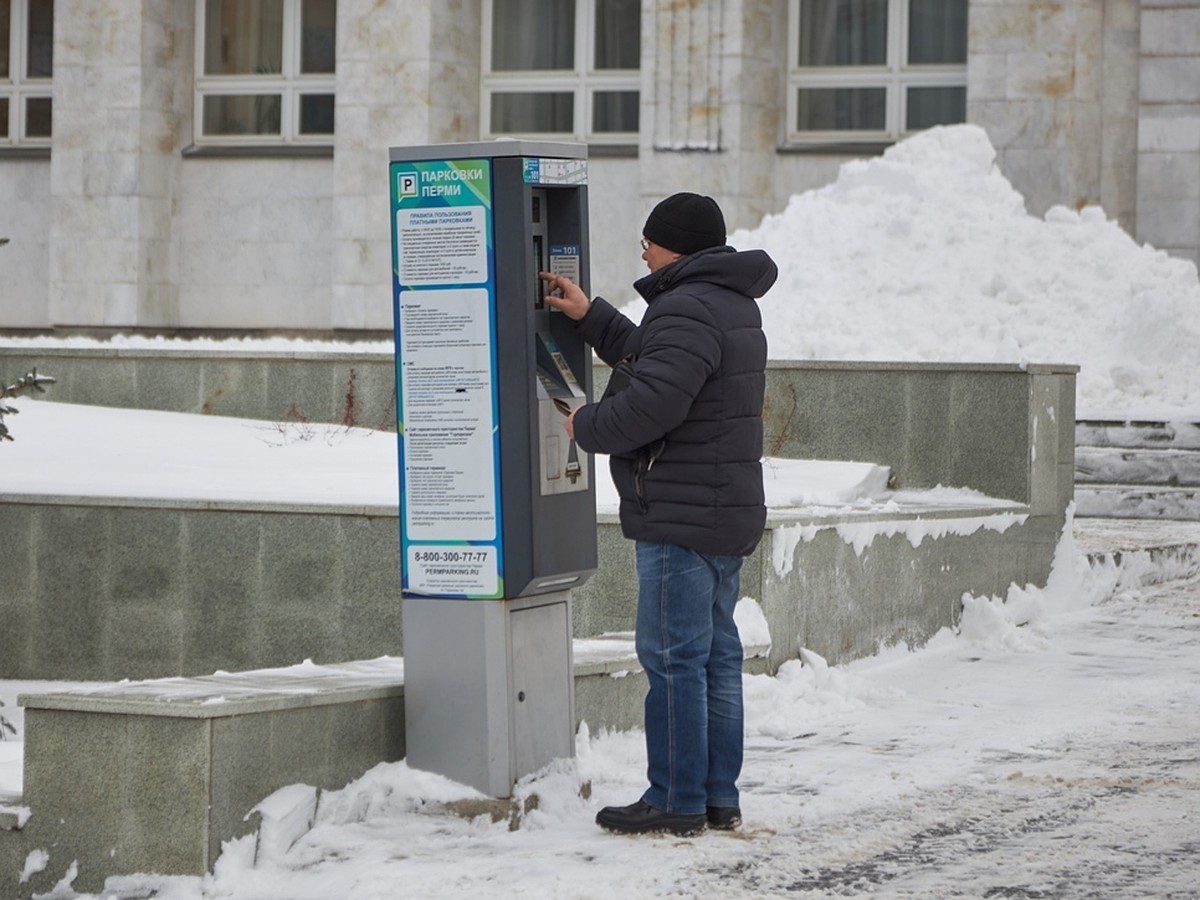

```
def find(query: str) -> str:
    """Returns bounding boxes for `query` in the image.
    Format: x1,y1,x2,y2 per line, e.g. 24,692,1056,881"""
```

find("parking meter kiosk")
389,140,597,797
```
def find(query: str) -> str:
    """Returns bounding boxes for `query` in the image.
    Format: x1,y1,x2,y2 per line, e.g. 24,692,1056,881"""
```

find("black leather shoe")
595,799,706,836
706,806,741,830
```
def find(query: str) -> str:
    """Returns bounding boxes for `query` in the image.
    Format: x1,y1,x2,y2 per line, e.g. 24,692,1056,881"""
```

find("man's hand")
539,272,591,321
564,405,577,440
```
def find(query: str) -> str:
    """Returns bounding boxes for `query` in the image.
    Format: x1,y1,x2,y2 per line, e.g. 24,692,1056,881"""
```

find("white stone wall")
968,0,1106,215
330,0,481,331
0,160,51,328
638,0,787,243
1136,0,1200,268
584,157,640,306
47,0,190,330
176,159,334,329
2,0,1197,334
48,0,150,328
1100,0,1142,234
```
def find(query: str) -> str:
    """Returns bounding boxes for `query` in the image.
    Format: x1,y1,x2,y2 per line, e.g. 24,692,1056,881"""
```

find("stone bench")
6,636,771,897
12,660,406,896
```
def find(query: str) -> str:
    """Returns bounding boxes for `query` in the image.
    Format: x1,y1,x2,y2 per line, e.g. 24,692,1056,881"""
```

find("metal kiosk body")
389,141,598,797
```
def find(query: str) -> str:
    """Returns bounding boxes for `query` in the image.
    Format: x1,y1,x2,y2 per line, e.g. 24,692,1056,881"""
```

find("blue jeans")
635,541,745,815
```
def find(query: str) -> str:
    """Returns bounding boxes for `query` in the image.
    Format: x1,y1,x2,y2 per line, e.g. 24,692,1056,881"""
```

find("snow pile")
728,124,1200,416
4,125,1198,416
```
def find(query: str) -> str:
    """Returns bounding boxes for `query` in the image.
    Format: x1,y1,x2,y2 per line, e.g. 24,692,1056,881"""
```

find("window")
0,0,53,148
194,0,335,147
482,0,640,144
786,0,966,145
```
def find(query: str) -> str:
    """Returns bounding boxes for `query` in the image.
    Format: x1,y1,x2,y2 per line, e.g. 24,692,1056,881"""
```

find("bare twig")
1,368,56,441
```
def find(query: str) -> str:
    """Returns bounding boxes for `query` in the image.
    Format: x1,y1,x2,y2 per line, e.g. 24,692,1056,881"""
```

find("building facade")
0,0,1197,335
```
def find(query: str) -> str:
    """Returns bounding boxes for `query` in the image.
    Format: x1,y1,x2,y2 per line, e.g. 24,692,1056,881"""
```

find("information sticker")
522,157,588,186
391,158,504,599
407,545,499,598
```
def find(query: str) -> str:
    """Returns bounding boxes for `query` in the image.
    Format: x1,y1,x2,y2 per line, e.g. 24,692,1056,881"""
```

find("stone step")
1073,518,1200,576
1076,418,1200,451
1075,446,1200,487
1074,484,1200,520
8,640,767,896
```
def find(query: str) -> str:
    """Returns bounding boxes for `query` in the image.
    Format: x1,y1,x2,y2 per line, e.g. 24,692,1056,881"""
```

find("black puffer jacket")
571,245,776,557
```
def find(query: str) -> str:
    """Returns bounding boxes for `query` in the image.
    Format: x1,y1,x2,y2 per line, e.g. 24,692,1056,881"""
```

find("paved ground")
670,523,1200,899
712,596,1200,897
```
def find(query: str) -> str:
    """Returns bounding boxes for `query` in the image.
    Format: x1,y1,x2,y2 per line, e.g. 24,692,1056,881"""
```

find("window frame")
0,0,53,149
192,0,335,149
785,0,966,147
480,0,640,146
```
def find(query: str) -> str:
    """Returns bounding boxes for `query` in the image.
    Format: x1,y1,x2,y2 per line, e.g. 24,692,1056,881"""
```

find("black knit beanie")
642,192,727,256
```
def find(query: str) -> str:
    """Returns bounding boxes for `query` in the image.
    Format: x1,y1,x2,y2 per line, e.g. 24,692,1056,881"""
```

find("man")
540,192,777,836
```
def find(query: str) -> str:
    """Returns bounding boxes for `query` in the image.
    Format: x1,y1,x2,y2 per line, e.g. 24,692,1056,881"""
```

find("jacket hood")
633,245,778,303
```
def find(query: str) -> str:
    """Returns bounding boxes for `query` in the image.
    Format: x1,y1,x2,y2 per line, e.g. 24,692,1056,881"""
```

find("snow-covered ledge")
0,359,1076,681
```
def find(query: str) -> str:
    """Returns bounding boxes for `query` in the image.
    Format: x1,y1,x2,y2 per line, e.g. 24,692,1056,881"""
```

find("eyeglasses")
640,238,650,251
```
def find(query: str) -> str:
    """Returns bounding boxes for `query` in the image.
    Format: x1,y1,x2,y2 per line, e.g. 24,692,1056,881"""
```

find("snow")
0,400,899,515
0,402,396,508
7,530,1199,898
622,125,1200,419
5,128,1200,420
741,125,1200,418
3,124,1200,897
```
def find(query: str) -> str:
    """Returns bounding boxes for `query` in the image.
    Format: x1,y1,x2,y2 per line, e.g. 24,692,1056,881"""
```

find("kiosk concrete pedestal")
389,141,597,797
402,592,574,796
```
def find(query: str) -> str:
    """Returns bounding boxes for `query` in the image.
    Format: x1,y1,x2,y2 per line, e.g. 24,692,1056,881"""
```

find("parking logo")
397,171,419,199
